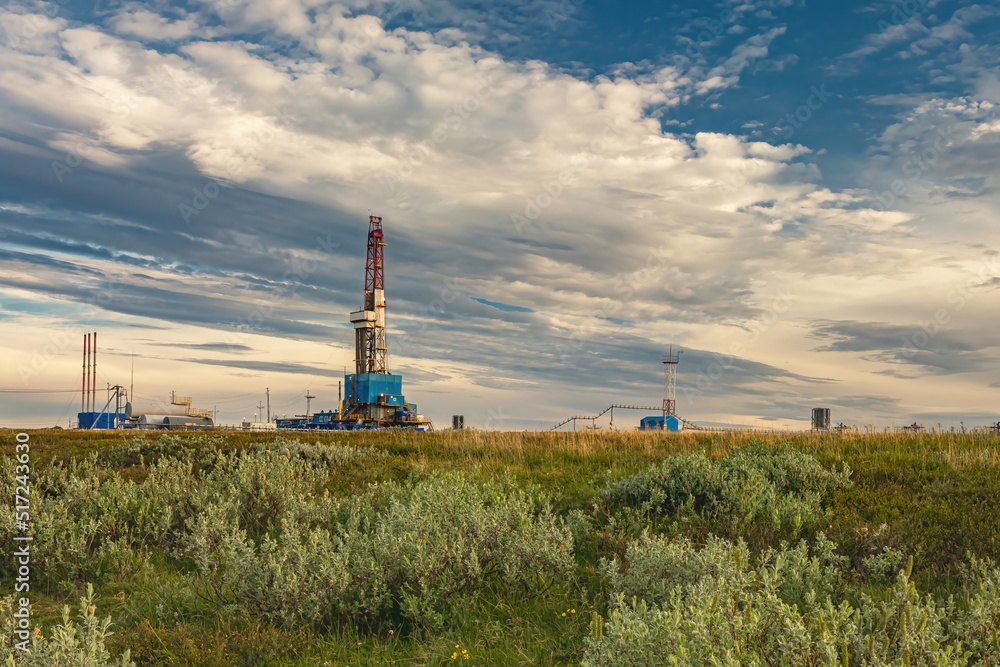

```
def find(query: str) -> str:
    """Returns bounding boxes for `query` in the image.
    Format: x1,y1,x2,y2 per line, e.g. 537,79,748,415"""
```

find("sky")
1,0,998,430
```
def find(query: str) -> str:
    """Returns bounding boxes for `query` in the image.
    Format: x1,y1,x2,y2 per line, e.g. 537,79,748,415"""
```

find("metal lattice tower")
662,345,680,419
350,215,390,375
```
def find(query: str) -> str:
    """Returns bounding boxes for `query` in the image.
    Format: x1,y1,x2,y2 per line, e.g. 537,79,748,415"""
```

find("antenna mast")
662,346,681,420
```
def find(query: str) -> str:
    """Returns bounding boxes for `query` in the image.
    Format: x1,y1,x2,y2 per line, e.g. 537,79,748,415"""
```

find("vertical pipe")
82,334,87,414
87,334,94,412
92,331,97,414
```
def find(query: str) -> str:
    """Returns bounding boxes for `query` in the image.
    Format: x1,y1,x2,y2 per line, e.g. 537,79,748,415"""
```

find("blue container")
78,412,127,429
276,417,308,429
346,373,403,404
640,416,680,432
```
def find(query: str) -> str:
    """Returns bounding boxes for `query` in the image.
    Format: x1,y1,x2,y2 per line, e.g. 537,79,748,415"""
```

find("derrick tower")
351,215,389,374
340,213,429,427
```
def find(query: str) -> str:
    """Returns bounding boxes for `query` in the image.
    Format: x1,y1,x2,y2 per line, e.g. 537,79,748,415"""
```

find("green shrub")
185,470,575,629
0,584,134,666
599,533,752,608
0,438,387,589
585,533,1000,666
599,442,852,540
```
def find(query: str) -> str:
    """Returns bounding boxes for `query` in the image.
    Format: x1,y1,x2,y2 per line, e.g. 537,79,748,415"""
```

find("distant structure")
641,415,680,432
340,215,429,428
276,215,430,431
631,348,684,432
125,392,214,429
77,331,128,428
640,346,683,432
662,345,681,419
811,407,831,432
899,422,926,433
452,415,465,430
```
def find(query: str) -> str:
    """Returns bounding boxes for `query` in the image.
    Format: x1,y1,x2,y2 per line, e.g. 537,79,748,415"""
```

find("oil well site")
66,214,999,438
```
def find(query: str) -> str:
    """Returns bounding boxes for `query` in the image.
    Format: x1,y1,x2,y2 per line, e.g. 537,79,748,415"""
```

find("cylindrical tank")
163,416,214,428
126,402,189,420
138,414,171,428
811,407,831,431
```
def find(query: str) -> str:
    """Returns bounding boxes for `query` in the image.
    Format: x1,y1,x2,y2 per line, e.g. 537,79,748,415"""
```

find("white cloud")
109,6,213,41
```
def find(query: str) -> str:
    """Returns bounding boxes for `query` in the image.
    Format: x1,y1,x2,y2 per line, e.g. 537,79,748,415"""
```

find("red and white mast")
350,215,389,375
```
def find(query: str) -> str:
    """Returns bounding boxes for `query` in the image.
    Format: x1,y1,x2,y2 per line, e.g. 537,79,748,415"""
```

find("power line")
0,389,80,393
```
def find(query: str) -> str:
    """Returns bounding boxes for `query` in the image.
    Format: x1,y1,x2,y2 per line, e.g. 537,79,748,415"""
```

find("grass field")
2,428,1000,665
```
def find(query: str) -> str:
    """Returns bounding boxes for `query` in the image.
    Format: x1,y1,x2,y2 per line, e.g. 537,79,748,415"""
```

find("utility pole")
305,390,315,417
257,401,265,421
266,388,270,422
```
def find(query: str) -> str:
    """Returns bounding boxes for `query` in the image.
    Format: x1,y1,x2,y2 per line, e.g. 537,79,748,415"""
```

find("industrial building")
76,336,215,430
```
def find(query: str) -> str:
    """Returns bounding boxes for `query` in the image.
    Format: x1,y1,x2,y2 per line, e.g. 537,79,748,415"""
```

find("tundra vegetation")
2,428,1000,665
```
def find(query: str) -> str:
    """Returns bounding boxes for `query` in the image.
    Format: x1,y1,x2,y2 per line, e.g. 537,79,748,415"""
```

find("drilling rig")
338,215,431,429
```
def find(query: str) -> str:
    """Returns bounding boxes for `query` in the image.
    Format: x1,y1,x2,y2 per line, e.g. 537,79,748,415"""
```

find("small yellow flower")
561,613,566,617
571,609,576,613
